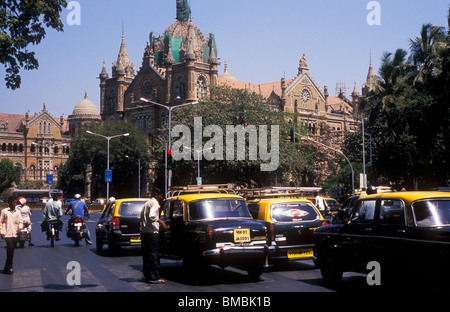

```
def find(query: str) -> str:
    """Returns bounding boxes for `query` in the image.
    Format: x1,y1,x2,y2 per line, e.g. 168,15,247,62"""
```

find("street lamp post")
138,97,198,195
299,135,355,195
86,131,129,200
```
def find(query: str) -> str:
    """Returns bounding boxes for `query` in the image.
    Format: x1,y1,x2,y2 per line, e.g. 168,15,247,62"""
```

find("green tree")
0,158,21,194
344,8,450,190
162,85,308,188
0,0,67,89
57,122,151,198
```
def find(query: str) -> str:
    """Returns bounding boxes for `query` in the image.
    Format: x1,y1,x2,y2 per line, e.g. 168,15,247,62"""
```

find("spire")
183,17,197,60
112,31,135,78
362,57,375,96
99,59,109,80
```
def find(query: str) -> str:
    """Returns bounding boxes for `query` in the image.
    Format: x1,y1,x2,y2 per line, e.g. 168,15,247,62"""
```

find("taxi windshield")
188,199,251,220
270,202,320,222
413,199,450,227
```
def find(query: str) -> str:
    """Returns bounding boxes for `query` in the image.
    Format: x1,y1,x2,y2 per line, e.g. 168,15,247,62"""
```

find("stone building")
0,104,71,183
0,91,102,185
99,0,218,147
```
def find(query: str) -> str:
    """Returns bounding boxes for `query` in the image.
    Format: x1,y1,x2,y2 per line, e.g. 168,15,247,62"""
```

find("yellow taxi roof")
363,191,450,204
167,193,243,203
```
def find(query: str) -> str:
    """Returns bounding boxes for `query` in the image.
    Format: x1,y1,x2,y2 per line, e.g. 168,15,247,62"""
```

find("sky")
0,0,448,117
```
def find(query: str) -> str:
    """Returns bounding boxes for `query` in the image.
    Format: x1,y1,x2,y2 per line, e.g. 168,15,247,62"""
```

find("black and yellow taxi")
160,185,275,281
95,197,149,254
314,191,450,287
245,189,327,264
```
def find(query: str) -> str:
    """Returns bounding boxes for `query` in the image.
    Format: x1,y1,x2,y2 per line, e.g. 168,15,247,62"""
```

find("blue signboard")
105,170,112,182
46,174,53,185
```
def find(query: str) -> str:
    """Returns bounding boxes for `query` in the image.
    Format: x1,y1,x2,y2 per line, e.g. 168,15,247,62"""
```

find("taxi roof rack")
239,187,320,200
167,183,237,197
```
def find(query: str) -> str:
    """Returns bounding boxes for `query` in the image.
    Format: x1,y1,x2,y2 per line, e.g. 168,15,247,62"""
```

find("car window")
188,199,251,220
270,202,320,222
118,201,147,217
173,200,184,218
352,200,376,222
378,199,405,225
412,199,450,227
247,203,260,219
102,203,114,218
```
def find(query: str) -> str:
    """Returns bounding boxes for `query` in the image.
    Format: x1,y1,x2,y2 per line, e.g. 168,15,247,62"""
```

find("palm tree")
409,23,446,85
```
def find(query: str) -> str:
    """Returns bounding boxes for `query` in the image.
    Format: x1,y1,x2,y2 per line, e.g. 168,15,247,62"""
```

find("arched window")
196,75,208,99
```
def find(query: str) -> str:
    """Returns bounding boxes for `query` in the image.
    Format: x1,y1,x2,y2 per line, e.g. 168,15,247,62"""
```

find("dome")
218,61,237,81
72,91,100,117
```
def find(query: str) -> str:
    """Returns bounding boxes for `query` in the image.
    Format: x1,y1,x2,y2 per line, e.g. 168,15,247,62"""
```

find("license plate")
74,223,82,227
130,237,141,243
287,248,313,259
234,229,251,243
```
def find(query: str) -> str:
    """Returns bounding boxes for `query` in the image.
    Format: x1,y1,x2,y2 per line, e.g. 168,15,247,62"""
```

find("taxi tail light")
322,221,328,226
269,223,275,241
207,225,213,240
112,217,121,232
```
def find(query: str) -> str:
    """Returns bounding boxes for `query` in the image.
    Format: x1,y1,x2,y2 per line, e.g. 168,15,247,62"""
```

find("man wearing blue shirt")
65,194,92,245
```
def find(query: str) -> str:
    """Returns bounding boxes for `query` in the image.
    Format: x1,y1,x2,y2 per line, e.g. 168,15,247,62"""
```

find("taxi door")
160,200,184,258
339,199,377,271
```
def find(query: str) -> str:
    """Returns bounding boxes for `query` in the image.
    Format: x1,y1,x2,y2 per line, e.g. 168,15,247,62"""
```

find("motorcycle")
17,224,30,248
67,215,86,246
47,220,61,248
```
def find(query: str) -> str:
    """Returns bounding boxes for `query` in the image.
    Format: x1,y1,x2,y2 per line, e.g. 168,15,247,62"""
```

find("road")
0,210,372,295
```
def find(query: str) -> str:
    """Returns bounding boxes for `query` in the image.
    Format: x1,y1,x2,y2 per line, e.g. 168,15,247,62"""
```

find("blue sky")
1,0,448,117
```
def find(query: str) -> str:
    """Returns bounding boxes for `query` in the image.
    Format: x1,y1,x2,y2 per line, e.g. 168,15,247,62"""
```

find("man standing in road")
140,187,166,284
1,196,23,274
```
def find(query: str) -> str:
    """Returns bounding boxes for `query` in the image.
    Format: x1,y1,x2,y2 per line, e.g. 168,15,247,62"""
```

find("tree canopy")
0,0,67,89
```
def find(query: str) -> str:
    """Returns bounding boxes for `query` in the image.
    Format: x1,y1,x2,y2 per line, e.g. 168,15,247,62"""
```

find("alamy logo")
171,117,280,172
66,1,81,26
366,1,381,26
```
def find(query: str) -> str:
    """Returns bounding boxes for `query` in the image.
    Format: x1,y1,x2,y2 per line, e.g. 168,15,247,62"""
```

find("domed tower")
68,90,102,137
127,0,218,106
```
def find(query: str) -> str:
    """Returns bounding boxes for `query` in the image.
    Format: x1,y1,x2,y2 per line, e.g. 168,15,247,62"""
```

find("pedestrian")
16,197,34,246
65,194,92,245
140,187,166,284
314,191,326,212
0,196,23,274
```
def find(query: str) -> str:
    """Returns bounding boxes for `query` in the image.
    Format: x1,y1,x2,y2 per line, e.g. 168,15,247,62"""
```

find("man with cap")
17,197,34,246
65,194,92,245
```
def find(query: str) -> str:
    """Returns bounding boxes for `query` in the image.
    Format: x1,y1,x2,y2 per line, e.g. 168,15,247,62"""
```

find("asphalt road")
0,210,375,295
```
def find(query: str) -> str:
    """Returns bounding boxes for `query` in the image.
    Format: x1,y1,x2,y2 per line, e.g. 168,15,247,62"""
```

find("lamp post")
138,97,198,195
126,155,141,198
86,131,129,200
299,135,355,195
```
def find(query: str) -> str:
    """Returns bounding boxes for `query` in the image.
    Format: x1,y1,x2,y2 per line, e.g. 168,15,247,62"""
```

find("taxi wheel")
318,245,343,285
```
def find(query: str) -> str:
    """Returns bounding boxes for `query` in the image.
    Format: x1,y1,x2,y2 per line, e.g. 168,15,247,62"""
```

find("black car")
95,198,149,254
160,191,275,281
314,191,450,288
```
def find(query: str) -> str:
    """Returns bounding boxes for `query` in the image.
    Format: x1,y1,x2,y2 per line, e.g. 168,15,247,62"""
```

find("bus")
12,189,64,203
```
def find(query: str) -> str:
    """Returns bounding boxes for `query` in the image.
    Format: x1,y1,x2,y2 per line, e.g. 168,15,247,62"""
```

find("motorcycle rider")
43,193,63,240
65,194,92,245
16,197,34,246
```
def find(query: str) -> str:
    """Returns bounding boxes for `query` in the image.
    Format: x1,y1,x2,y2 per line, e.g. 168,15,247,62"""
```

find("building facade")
99,0,218,147
0,104,71,183
0,91,102,185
